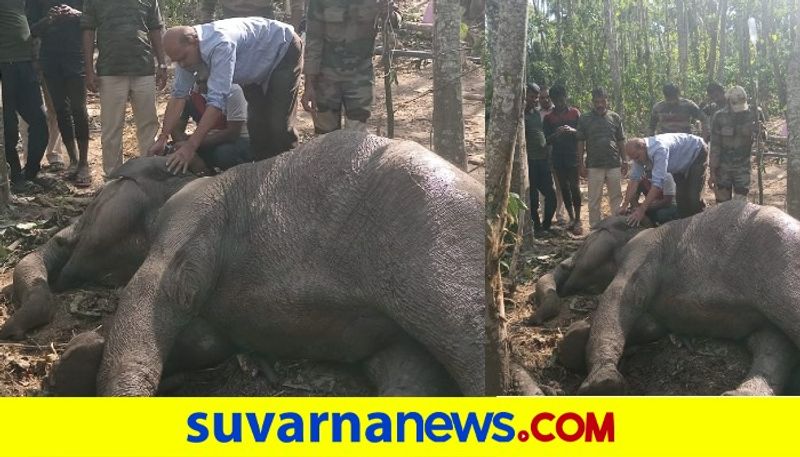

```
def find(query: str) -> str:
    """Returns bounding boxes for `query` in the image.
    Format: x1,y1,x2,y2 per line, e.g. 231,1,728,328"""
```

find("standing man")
709,86,760,203
577,87,626,230
702,81,727,119
81,0,167,176
649,82,708,138
1,0,49,188
620,133,708,226
543,85,582,235
149,18,303,173
538,85,567,226
301,0,399,134
525,83,556,236
198,0,275,22
28,1,92,186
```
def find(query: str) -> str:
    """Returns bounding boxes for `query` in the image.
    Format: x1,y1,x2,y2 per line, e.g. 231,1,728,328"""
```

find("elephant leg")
558,313,666,373
364,338,458,396
578,257,659,395
722,328,797,396
0,225,77,340
98,181,222,396
50,319,236,396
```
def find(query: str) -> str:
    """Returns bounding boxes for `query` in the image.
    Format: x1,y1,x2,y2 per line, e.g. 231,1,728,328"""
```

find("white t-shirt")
662,173,676,197
224,84,249,139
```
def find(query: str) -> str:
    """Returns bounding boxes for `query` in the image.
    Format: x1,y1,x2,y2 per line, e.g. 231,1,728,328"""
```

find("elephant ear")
107,156,185,183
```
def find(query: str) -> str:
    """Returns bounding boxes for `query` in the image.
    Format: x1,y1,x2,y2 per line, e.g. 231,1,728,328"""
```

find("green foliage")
161,0,200,26
525,0,795,135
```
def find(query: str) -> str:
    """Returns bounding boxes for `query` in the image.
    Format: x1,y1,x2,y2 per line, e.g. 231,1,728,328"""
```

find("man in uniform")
1,0,49,188
649,82,708,138
702,81,727,119
708,85,761,203
301,0,399,134
198,0,275,22
576,87,626,230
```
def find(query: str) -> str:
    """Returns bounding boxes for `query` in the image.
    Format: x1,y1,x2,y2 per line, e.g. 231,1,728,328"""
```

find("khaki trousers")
587,167,623,228
99,75,158,175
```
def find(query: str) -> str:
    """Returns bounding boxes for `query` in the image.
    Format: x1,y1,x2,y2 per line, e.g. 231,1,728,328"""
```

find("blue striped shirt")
629,133,705,189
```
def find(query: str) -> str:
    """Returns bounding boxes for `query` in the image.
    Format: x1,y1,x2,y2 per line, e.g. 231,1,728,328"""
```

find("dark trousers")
674,144,708,218
242,33,303,161
553,166,581,220
1,62,49,179
529,159,557,230
44,73,90,148
197,137,253,171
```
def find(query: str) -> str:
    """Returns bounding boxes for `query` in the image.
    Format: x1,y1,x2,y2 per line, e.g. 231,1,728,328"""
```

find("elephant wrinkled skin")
2,131,485,396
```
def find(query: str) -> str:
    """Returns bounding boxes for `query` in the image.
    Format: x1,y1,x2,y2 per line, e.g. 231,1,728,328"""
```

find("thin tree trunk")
765,0,787,106
485,0,527,396
787,4,800,217
642,0,655,103
289,0,305,30
0,94,8,207
739,6,751,79
433,0,467,169
716,0,728,80
706,0,719,81
677,0,688,83
604,0,624,120
665,1,673,80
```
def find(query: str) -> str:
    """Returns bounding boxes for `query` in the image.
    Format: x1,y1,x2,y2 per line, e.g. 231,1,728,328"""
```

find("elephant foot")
511,364,544,396
557,320,590,373
0,287,54,340
47,331,105,396
578,365,626,395
722,376,775,396
524,273,561,325
365,340,458,396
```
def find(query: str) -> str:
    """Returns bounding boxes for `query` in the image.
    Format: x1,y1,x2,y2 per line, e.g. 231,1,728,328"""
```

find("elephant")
539,202,800,396
1,131,485,396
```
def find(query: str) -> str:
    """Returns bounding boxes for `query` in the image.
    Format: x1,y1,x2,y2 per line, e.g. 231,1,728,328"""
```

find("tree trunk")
485,0,527,396
787,5,800,217
433,0,467,169
0,93,8,207
716,0,728,80
289,0,305,30
664,1,673,80
508,121,530,280
739,6,751,79
677,0,688,83
706,0,719,81
642,0,654,104
765,0,787,106
604,0,625,120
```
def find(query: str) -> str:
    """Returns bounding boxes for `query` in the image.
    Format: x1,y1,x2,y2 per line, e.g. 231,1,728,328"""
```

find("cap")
726,86,749,112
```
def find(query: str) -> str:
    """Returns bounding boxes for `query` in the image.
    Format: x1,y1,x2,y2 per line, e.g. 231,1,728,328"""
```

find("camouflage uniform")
649,98,709,137
710,107,758,202
198,0,274,22
304,0,385,133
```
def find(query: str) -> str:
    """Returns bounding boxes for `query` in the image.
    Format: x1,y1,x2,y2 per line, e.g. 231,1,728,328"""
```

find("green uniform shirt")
576,109,625,169
0,0,33,63
524,108,547,161
649,98,708,135
81,0,163,76
198,0,274,22
304,0,383,76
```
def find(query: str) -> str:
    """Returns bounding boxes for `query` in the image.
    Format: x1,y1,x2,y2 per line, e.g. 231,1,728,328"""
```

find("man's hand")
156,67,168,91
557,125,576,134
55,5,81,19
147,137,168,157
617,203,630,216
626,206,646,227
301,81,316,113
86,70,99,93
166,142,197,174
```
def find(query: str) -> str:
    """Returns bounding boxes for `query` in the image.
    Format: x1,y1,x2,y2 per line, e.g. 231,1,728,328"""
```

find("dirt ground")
0,14,485,396
510,129,794,395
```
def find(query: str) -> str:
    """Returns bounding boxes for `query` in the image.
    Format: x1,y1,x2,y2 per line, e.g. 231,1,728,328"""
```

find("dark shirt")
543,106,581,169
0,0,33,63
27,0,83,67
81,0,164,76
576,109,625,169
649,98,708,135
524,108,547,161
